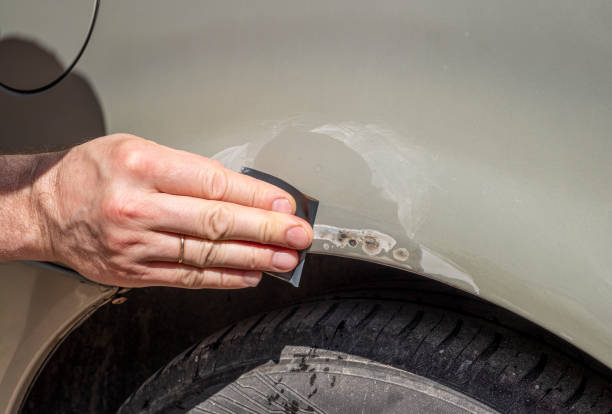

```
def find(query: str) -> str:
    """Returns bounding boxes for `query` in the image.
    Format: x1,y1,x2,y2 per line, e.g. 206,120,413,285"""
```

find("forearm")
0,153,58,261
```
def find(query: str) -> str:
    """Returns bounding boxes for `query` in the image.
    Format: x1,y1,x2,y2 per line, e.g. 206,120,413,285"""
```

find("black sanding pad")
241,167,318,287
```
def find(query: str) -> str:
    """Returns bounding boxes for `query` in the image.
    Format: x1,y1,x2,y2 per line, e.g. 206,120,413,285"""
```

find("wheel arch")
22,254,612,413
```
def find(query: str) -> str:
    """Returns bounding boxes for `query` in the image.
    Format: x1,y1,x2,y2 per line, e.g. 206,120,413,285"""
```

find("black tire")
119,298,612,413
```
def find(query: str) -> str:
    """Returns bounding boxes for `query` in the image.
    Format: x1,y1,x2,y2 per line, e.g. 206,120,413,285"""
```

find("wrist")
0,151,64,262
28,152,65,262
0,153,51,261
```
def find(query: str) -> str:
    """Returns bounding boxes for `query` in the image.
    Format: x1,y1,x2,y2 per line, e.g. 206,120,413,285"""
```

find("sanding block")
241,167,318,287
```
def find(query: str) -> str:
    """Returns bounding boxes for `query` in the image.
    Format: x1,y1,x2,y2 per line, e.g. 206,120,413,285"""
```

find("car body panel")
1,0,612,411
78,0,612,365
0,263,116,413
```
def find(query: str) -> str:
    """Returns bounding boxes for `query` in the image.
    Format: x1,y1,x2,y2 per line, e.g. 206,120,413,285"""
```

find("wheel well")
23,254,612,413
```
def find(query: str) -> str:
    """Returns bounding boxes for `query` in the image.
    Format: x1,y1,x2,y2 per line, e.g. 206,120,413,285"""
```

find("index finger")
149,146,296,213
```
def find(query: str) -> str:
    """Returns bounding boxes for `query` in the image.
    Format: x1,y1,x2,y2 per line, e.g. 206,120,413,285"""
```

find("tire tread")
119,298,612,414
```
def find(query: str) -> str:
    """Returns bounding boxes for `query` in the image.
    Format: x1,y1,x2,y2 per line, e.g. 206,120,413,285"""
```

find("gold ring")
178,236,185,264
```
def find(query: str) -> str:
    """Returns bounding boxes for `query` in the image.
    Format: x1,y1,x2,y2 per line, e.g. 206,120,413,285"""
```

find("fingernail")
273,251,298,270
272,198,292,214
243,271,261,287
286,226,309,248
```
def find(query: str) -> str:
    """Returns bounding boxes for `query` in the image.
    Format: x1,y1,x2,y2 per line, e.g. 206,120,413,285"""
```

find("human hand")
34,134,313,288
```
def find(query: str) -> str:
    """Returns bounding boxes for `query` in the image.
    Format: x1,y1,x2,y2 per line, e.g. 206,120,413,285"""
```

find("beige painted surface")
76,1,612,367
1,0,612,410
0,263,115,413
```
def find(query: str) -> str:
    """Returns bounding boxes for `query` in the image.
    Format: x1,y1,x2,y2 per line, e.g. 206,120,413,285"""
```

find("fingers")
142,233,299,272
148,146,296,213
141,263,263,289
144,193,313,249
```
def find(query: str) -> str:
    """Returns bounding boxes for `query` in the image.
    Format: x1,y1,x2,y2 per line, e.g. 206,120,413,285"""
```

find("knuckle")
110,132,139,142
246,249,260,270
197,241,218,266
112,138,150,175
248,186,258,207
203,167,229,200
120,152,145,175
201,204,233,240
218,271,232,288
208,158,224,169
180,270,202,289
101,193,142,224
257,219,274,244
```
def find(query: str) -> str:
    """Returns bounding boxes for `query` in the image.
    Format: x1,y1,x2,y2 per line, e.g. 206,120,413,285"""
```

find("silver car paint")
1,0,612,411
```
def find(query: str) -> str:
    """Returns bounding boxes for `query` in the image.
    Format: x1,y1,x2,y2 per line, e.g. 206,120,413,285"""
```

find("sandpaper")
241,167,318,287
